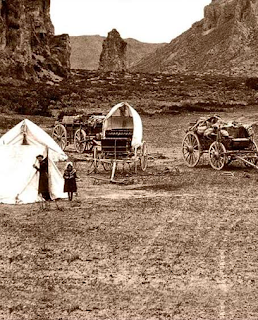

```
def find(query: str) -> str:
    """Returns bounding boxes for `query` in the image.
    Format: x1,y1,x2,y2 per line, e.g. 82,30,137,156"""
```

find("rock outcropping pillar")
99,29,127,72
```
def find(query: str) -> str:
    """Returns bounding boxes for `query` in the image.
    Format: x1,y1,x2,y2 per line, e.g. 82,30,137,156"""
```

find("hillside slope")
133,0,258,76
70,35,105,70
70,35,165,70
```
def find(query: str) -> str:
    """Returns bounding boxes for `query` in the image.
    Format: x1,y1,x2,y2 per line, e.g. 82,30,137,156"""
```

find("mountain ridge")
70,35,165,70
132,0,258,76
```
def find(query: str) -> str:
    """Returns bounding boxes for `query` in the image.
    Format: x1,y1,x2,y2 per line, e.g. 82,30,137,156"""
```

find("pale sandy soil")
1,109,258,319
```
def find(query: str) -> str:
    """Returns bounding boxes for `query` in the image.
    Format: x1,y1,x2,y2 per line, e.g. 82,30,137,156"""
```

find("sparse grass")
1,111,258,318
0,71,255,120
1,76,258,319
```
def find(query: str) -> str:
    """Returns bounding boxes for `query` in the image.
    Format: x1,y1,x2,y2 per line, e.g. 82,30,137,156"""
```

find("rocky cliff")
0,0,70,80
133,0,258,76
99,29,127,72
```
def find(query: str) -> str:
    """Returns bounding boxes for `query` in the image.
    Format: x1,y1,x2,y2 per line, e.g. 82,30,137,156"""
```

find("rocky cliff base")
0,0,70,80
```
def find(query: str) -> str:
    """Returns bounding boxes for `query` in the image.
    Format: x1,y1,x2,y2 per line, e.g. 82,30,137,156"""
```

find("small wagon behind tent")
90,102,148,181
52,113,105,153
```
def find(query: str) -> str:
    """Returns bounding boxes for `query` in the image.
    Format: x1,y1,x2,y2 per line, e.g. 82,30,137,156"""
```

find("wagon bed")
182,116,258,170
52,113,105,153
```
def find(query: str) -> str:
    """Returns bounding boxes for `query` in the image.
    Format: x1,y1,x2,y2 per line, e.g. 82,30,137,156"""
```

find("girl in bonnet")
63,162,77,201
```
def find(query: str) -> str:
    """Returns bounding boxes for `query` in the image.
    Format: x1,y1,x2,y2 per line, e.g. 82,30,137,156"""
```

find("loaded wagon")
91,102,148,181
52,113,105,153
182,115,258,170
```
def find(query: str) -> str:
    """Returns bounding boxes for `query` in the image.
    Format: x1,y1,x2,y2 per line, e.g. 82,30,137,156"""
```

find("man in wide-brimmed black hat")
33,155,51,203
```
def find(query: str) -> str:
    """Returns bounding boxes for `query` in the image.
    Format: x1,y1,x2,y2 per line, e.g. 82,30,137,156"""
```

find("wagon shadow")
130,181,188,192
196,163,257,172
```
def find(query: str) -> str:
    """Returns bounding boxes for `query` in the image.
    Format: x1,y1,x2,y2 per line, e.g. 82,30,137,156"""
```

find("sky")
51,0,211,43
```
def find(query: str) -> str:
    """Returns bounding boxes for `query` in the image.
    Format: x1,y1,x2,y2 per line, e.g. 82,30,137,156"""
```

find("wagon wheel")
85,146,99,174
102,155,112,171
209,141,227,170
244,140,258,167
95,152,112,171
182,132,201,167
140,141,148,171
84,136,95,152
52,124,67,150
74,129,87,153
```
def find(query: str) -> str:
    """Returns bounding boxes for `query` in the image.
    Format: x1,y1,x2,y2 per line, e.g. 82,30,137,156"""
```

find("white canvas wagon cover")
102,102,143,148
0,119,67,162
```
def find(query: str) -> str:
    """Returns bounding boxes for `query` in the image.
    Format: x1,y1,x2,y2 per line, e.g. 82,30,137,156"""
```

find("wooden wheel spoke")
183,150,189,157
52,124,67,150
74,129,87,154
185,152,190,160
209,142,226,170
183,143,190,150
190,155,195,164
182,132,201,167
187,154,192,163
193,145,199,151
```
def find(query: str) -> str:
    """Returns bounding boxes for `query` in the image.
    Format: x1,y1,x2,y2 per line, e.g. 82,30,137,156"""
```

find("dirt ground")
1,109,258,319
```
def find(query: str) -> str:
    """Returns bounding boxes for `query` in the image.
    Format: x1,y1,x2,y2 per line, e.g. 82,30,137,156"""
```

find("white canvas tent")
102,102,143,148
0,119,68,204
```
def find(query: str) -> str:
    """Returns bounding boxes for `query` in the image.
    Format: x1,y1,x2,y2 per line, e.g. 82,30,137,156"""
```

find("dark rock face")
0,0,70,80
203,0,258,30
49,34,71,77
99,29,127,72
133,0,258,76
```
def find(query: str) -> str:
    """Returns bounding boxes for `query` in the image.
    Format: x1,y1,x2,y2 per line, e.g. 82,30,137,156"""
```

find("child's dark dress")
63,169,77,192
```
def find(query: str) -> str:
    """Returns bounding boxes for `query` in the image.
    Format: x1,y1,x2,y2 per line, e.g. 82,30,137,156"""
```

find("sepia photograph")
0,0,258,318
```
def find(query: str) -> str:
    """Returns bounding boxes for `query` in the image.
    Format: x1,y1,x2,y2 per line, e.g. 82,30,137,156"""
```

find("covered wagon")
91,102,148,180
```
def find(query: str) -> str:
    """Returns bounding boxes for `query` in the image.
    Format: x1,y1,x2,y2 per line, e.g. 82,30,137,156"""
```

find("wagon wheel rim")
209,141,226,170
140,142,148,171
245,140,258,167
96,151,112,171
74,129,87,154
98,153,112,171
85,146,99,174
182,132,201,167
52,124,67,150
